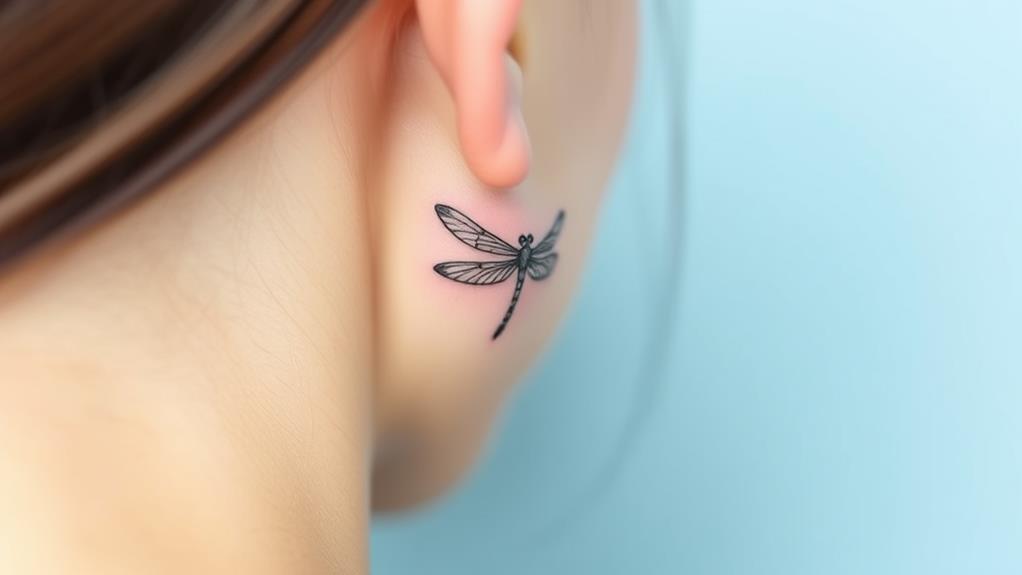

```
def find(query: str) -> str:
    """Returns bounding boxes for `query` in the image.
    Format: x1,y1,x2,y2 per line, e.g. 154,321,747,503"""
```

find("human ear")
414,0,529,189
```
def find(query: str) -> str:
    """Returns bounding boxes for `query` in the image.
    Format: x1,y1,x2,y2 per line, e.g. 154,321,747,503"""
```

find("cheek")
368,27,567,509
366,4,638,508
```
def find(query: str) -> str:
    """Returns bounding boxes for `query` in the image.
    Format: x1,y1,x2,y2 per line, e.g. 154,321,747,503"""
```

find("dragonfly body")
517,241,532,269
494,268,527,339
433,204,564,340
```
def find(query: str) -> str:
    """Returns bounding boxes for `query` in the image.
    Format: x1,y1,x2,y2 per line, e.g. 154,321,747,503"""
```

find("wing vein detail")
532,210,565,254
435,204,518,256
434,259,518,285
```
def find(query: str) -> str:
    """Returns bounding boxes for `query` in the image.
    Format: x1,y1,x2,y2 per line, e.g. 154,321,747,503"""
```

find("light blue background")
373,1,1022,573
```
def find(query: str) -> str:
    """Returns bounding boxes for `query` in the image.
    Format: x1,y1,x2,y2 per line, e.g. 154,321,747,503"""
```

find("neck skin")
0,18,386,575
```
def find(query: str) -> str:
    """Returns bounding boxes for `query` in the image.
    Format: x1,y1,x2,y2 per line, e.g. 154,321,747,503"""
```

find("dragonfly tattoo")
433,204,565,340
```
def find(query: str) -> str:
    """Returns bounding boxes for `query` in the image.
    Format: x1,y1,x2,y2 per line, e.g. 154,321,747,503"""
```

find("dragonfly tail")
492,270,526,340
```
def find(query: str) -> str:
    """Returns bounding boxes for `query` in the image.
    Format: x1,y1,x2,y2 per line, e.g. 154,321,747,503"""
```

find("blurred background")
373,0,1021,573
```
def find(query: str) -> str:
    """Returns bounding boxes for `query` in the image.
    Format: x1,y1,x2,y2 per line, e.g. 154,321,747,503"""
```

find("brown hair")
0,0,370,268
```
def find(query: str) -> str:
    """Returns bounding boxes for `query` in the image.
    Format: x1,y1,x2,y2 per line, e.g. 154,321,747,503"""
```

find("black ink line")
433,204,564,340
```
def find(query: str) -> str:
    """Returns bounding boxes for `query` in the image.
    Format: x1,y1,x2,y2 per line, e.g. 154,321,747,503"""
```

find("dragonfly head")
518,234,534,247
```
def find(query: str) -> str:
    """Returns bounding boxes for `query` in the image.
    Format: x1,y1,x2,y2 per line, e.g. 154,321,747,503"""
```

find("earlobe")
415,0,530,189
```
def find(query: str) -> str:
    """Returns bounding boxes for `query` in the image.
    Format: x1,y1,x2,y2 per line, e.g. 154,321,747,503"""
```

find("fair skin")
0,0,635,572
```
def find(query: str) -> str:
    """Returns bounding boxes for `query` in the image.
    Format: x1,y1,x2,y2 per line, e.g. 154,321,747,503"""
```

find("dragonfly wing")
526,253,558,280
434,259,518,285
532,210,565,254
435,204,518,256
